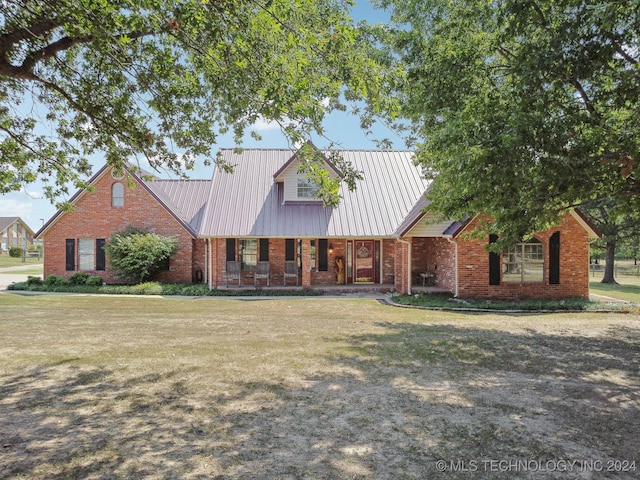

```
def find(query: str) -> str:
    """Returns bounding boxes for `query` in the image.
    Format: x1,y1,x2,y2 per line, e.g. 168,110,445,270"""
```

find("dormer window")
297,178,319,199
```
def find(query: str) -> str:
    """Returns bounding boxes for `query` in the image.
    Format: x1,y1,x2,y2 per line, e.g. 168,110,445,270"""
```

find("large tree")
581,197,640,283
1,0,388,207
374,0,639,245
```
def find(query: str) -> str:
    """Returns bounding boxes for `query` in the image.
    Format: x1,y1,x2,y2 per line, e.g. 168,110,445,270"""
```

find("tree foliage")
581,197,640,282
1,0,390,207
104,226,178,283
375,0,639,245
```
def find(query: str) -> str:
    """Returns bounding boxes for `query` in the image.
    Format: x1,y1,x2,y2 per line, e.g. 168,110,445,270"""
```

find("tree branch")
0,18,59,55
531,1,550,30
569,77,596,115
606,34,638,65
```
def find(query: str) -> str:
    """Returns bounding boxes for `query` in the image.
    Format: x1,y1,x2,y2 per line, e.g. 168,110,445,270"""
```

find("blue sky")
1,1,401,232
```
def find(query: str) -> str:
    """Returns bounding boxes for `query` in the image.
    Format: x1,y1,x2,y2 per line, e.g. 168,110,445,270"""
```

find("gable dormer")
273,142,342,203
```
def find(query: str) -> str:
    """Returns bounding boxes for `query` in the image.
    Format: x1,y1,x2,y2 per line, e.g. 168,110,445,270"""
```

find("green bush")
8,247,23,258
26,275,43,285
104,226,178,283
130,282,163,295
44,274,69,286
69,272,89,285
86,275,104,286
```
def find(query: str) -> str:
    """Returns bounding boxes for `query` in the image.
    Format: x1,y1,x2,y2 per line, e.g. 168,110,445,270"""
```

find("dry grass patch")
1,294,639,479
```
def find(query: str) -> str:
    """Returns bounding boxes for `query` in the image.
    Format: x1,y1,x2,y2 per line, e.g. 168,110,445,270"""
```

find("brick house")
36,144,599,299
0,217,35,252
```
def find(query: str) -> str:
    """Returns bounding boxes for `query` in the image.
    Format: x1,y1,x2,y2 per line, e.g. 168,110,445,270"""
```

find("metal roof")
146,179,211,233
198,148,433,238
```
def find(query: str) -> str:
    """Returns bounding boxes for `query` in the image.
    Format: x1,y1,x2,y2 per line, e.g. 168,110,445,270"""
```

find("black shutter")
226,238,236,261
489,234,500,285
65,239,75,271
549,232,560,284
259,238,269,262
318,239,328,272
285,239,295,261
159,256,170,271
96,239,106,271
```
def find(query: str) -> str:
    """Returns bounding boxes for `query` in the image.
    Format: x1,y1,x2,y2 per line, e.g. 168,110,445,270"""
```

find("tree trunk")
601,240,618,284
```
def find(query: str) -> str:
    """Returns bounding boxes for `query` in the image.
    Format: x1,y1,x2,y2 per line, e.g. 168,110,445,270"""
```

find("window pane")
523,243,544,282
78,238,94,271
310,240,316,269
112,183,124,207
240,239,257,270
502,241,544,283
297,178,319,198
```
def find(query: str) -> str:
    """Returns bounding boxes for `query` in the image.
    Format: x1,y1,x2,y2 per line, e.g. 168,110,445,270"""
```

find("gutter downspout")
208,238,213,290
397,238,412,295
203,238,209,289
446,236,459,298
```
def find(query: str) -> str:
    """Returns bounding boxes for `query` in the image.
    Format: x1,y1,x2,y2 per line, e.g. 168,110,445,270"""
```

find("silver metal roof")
148,179,211,233
198,149,433,238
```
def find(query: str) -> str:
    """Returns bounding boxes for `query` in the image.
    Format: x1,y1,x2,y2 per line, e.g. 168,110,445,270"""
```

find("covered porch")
202,236,456,295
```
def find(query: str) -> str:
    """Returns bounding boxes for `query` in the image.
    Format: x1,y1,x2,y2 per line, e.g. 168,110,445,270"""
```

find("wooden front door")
354,240,375,283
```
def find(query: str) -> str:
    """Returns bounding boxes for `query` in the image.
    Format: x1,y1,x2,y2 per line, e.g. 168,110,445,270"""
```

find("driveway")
0,265,41,291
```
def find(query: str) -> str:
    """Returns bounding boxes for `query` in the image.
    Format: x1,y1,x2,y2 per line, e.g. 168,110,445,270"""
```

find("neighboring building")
35,144,600,299
0,217,35,252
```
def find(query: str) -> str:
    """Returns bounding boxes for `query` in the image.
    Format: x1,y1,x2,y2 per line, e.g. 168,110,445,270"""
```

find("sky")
0,1,402,232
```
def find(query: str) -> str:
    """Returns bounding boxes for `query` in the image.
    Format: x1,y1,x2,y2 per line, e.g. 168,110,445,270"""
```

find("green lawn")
1,294,638,479
590,271,640,303
0,254,43,269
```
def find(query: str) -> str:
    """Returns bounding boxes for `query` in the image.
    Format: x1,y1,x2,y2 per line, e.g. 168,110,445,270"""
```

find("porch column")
301,238,311,288
395,238,412,294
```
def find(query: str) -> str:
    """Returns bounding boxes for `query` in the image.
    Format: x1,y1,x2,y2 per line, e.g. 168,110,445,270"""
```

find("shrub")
69,272,89,285
8,247,23,258
86,275,104,287
104,226,178,283
26,275,43,286
130,282,163,295
44,274,69,286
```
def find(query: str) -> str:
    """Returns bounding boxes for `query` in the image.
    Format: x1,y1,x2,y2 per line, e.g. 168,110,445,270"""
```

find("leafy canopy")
375,0,639,244
1,0,392,207
104,225,178,283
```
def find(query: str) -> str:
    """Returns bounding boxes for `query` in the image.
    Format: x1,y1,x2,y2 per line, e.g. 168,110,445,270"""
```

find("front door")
354,240,374,283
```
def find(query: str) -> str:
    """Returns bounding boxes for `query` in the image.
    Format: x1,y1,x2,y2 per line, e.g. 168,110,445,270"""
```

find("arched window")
112,182,124,207
502,237,544,283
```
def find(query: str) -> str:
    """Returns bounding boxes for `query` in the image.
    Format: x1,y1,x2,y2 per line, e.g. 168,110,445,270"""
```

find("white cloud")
252,116,285,132
0,197,34,218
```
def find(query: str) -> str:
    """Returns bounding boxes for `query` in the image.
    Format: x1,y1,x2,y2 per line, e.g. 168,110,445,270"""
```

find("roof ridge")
217,147,414,153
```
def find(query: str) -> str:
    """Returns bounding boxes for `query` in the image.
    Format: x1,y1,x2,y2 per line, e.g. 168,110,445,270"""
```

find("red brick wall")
382,239,396,284
395,240,410,294
410,237,456,292
43,169,199,284
455,214,591,300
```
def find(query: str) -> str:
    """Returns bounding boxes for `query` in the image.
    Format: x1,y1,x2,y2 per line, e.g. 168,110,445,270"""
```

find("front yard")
1,295,639,479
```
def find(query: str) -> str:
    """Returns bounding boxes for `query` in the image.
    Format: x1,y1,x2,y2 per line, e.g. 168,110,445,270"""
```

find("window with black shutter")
159,256,170,271
318,239,328,271
549,232,560,284
259,238,269,262
489,234,500,285
226,238,236,262
96,238,106,271
65,239,76,271
285,239,296,261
